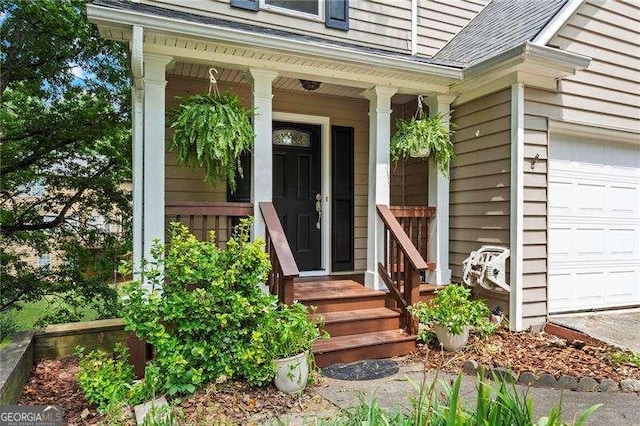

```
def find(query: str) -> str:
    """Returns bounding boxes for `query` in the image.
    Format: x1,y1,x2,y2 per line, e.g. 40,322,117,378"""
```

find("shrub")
75,343,134,413
409,284,495,337
259,302,325,359
123,220,277,395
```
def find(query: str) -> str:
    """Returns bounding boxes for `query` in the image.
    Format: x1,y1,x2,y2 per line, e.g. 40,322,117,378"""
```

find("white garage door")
548,133,640,313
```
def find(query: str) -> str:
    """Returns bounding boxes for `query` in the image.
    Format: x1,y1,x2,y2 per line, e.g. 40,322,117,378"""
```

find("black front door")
272,122,322,271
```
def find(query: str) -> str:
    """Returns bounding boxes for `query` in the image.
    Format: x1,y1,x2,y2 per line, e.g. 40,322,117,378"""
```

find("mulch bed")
17,356,109,425
404,329,640,382
16,356,330,425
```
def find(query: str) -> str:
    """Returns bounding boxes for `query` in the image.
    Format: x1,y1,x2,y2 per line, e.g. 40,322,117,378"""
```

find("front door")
272,122,322,271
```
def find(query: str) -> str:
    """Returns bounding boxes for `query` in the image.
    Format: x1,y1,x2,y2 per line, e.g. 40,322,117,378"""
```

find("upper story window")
231,0,349,31
264,0,319,17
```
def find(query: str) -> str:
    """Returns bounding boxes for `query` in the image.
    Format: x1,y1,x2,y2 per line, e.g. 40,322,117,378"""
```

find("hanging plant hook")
414,94,425,120
208,67,219,97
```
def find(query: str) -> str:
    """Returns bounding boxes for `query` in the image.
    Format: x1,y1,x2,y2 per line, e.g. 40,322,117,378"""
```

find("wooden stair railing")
165,201,253,247
259,202,299,305
389,206,437,272
377,204,429,335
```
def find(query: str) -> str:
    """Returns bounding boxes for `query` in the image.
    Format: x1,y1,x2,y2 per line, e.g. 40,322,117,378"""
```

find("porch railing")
377,204,429,335
259,202,299,305
165,201,253,247
389,206,437,271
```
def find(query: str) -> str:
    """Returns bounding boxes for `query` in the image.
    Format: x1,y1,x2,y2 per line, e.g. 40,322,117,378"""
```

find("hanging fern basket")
169,93,254,193
390,97,455,176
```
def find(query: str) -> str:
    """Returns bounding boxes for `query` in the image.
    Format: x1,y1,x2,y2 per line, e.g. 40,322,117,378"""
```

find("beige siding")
417,0,489,56
390,100,429,206
527,0,640,133
143,0,412,54
520,0,640,327
165,75,369,271
522,115,548,328
140,0,487,57
450,89,511,313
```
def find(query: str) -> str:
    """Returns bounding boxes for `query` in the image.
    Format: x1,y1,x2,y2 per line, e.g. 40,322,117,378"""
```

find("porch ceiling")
169,63,417,102
96,23,457,96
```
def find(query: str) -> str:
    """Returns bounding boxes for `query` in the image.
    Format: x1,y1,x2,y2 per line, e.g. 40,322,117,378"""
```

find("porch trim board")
273,112,332,276
510,82,525,331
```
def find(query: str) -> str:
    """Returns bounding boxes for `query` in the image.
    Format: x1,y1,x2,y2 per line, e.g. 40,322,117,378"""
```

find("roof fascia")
86,3,463,81
532,0,585,46
452,42,591,105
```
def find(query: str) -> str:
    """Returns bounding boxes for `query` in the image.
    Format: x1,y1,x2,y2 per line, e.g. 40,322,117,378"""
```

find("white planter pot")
274,352,309,393
433,324,470,351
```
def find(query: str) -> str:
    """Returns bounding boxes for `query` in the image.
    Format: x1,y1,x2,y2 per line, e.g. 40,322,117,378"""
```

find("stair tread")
313,329,414,353
420,284,445,292
295,280,386,301
311,308,400,324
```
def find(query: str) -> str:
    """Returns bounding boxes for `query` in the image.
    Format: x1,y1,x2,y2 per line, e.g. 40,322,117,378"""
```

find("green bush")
75,343,134,413
409,284,495,337
260,302,325,359
123,220,277,395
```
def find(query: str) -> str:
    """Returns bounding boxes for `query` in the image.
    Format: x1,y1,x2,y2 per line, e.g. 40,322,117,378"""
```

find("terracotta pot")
433,324,470,351
273,352,308,393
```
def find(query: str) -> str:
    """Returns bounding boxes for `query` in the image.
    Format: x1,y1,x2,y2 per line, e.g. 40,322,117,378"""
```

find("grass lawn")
13,297,99,331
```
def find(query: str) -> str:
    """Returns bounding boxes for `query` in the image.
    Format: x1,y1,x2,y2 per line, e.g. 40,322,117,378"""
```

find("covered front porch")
122,23,459,363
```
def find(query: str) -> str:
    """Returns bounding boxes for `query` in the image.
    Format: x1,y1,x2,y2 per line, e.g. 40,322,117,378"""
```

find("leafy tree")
0,0,131,326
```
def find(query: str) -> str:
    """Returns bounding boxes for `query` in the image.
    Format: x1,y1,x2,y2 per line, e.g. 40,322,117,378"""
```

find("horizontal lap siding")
520,0,640,327
165,75,369,271
390,101,429,206
522,115,548,329
417,0,488,56
145,0,413,53
527,0,640,132
450,89,511,312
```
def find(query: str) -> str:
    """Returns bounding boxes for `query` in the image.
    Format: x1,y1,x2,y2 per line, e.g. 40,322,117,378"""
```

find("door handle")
315,193,322,229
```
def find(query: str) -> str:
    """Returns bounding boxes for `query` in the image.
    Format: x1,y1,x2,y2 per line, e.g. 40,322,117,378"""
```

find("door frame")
273,111,331,276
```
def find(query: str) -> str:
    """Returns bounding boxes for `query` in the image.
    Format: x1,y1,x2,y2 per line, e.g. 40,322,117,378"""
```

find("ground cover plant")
325,373,600,426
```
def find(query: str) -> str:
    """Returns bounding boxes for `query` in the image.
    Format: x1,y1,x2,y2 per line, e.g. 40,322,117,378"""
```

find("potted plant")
170,91,254,192
390,96,454,176
260,302,325,393
408,284,491,351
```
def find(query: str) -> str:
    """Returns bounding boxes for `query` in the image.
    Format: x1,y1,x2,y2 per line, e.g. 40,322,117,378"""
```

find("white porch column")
426,94,455,285
363,86,397,290
142,53,173,289
249,69,278,241
131,87,144,281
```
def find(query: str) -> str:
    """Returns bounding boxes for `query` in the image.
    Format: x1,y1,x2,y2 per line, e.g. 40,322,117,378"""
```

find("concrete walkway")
549,309,640,353
312,364,640,425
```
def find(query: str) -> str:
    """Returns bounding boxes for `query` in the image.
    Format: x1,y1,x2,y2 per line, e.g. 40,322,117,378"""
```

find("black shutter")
230,0,259,11
325,0,349,31
331,126,354,272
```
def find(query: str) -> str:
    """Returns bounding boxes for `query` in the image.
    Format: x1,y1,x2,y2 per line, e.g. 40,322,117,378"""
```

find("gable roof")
435,0,568,66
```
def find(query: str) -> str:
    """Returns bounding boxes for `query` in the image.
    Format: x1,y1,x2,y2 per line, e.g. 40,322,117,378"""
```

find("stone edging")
462,360,640,393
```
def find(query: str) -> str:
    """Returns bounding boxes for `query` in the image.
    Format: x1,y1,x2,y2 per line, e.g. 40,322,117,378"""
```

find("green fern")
390,113,455,176
169,93,254,192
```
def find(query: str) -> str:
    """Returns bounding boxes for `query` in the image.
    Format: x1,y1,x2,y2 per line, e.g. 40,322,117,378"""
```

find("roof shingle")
435,0,567,66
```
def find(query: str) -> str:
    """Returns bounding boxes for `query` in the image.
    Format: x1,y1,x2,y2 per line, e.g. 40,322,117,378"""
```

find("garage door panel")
548,134,640,312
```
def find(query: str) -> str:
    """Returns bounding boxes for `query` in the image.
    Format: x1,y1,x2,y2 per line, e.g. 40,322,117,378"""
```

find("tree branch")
1,161,115,235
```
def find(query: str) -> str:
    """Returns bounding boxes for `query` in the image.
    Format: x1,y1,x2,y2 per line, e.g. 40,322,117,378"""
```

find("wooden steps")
295,279,416,367
420,283,445,302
